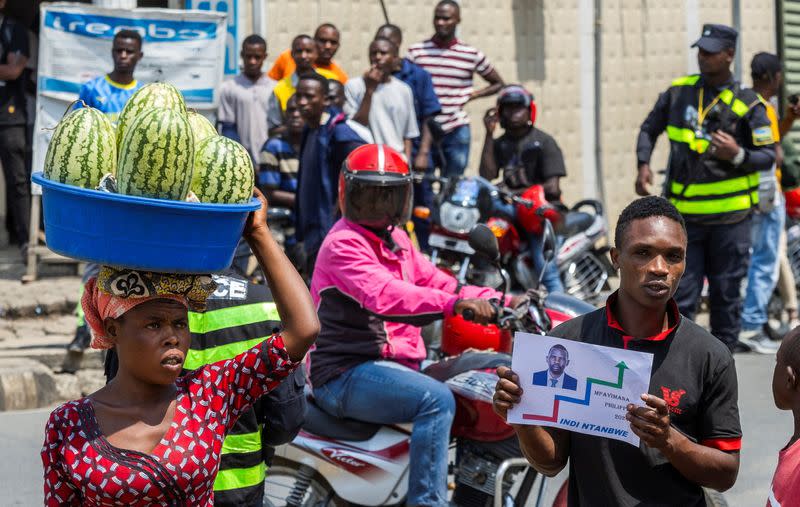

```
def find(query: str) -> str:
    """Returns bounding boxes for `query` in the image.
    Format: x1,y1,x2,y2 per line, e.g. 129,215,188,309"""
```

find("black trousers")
0,125,30,246
674,216,752,348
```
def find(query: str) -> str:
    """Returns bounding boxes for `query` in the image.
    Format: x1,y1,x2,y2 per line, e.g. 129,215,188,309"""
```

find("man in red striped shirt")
407,0,504,177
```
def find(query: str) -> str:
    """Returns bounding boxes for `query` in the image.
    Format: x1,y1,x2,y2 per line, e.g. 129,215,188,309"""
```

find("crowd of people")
15,0,800,505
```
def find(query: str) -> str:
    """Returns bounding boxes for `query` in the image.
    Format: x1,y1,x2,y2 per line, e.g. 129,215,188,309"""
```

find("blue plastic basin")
32,172,260,273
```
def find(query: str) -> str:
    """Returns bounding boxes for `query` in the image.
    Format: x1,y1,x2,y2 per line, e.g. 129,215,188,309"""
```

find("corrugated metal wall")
781,0,800,149
263,0,777,229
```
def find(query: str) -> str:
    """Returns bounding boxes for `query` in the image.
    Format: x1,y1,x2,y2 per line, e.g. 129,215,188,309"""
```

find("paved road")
0,353,790,506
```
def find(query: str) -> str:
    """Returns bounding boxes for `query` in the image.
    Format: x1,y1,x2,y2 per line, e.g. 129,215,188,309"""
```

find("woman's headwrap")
81,267,218,349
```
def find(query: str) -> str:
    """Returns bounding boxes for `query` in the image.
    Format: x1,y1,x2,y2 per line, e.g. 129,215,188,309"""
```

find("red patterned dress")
41,334,297,506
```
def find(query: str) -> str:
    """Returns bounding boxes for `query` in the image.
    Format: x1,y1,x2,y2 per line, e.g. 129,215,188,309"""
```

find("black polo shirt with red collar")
549,292,741,507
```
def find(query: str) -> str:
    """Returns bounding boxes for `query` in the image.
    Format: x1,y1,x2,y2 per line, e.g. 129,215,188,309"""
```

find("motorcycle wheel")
264,457,345,507
452,437,534,507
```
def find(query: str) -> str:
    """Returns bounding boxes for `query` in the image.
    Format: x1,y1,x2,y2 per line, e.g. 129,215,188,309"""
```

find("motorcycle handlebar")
459,299,508,325
412,173,449,185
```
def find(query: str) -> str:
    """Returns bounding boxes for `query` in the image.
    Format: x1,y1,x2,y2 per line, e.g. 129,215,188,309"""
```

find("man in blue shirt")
294,73,365,274
76,30,143,122
66,30,143,357
375,24,441,250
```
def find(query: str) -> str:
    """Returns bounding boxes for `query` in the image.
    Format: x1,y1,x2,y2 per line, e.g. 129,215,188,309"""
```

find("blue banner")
185,0,239,75
43,10,217,42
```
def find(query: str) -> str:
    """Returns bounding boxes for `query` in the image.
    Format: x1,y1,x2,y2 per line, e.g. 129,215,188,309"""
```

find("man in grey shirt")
218,34,276,164
345,37,418,160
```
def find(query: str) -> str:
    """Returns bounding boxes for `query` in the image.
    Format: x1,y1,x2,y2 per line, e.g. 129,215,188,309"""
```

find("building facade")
88,0,787,227
0,0,781,246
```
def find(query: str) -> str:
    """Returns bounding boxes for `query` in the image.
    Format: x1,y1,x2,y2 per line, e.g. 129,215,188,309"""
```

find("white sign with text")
507,333,654,446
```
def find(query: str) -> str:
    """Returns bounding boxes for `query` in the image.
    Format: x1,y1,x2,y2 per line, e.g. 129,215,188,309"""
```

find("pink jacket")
309,218,503,387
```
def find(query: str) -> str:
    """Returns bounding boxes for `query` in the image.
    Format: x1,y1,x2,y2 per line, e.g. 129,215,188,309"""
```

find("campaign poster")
508,333,654,446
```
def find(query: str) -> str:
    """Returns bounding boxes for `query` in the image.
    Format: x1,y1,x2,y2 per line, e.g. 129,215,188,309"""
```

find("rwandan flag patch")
752,126,775,146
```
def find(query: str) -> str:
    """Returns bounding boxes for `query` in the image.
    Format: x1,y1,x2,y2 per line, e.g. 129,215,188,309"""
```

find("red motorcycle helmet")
441,312,512,356
338,144,413,229
786,187,800,220
515,184,561,235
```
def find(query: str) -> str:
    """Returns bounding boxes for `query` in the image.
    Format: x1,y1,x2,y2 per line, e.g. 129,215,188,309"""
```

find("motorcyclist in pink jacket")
309,144,518,506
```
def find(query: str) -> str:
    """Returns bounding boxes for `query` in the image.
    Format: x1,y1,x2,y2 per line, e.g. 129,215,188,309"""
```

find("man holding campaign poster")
494,196,742,506
532,344,577,391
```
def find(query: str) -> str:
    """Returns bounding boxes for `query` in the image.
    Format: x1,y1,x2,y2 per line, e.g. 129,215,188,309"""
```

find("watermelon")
116,82,186,147
43,106,116,189
187,111,217,143
191,136,254,204
117,108,194,201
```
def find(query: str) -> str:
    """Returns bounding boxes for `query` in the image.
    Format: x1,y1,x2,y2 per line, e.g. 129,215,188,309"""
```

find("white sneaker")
739,330,779,354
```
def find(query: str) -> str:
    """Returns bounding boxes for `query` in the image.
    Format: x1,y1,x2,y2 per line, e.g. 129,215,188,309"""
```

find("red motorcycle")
268,224,593,507
426,175,612,304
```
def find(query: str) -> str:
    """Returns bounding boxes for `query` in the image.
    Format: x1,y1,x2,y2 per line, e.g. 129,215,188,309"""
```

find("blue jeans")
313,361,455,506
432,124,471,178
742,199,785,330
530,232,564,293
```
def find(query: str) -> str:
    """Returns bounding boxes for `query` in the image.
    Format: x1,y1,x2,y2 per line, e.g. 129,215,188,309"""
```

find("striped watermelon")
43,106,116,189
116,82,186,147
187,111,217,143
191,136,254,204
117,108,194,201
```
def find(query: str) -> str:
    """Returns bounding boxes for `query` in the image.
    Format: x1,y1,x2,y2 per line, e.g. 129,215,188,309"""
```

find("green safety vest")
186,292,281,503
665,74,761,218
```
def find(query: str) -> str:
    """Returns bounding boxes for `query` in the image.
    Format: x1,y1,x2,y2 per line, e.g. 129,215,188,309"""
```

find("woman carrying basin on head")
40,189,319,506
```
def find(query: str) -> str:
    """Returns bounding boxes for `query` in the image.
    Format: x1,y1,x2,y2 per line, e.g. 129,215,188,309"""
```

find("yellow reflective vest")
637,74,777,224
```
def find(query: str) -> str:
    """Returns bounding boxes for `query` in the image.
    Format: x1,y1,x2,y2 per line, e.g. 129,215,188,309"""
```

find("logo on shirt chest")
660,386,687,414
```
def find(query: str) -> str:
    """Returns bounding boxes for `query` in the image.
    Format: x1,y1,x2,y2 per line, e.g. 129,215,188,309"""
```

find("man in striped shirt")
407,0,504,177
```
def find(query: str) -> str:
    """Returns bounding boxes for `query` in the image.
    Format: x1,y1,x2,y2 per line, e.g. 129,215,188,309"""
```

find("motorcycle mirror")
468,224,500,263
542,219,556,264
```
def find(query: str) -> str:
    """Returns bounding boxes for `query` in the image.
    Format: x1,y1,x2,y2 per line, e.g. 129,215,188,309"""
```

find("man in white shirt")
217,34,276,164
345,37,418,161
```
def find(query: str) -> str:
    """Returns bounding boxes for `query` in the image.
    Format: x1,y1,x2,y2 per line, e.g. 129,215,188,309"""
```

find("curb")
0,278,81,319
0,358,60,411
0,299,77,319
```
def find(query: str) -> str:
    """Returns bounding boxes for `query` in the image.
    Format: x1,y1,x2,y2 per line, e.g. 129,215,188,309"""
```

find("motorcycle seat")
558,211,594,236
303,397,382,442
545,292,596,318
423,351,511,382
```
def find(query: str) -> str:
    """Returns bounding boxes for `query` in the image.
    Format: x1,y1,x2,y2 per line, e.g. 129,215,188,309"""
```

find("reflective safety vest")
185,278,282,507
664,74,768,223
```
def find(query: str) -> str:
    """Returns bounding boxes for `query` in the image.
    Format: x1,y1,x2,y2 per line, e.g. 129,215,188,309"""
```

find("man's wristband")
732,148,746,167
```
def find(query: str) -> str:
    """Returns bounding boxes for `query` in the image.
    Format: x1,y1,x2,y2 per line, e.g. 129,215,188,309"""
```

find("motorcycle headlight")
440,202,480,235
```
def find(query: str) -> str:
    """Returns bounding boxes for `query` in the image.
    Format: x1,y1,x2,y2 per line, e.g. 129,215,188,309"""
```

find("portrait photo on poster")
508,333,654,446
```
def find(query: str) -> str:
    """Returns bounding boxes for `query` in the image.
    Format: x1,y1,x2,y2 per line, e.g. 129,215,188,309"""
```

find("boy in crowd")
267,34,338,136
345,37,418,161
768,326,800,505
260,95,305,269
217,34,276,164
76,30,142,122
268,23,348,84
67,30,144,357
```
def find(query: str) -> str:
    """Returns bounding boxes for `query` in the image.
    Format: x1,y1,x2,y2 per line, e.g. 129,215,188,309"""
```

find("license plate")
429,233,475,254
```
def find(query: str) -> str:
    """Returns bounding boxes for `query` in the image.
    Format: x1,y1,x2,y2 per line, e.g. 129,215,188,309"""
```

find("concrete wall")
258,0,777,231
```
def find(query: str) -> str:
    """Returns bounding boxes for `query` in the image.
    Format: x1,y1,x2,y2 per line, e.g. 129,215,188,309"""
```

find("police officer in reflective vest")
635,24,776,353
